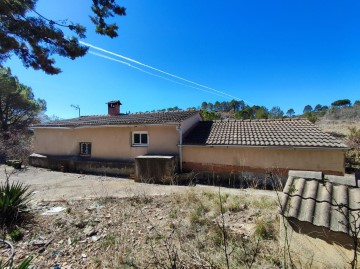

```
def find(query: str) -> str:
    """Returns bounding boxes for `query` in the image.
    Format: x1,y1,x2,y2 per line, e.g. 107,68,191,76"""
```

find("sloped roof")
280,172,360,237
183,118,347,149
34,111,199,128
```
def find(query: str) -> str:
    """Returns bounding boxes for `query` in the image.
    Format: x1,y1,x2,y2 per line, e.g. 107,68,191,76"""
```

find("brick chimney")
106,100,122,116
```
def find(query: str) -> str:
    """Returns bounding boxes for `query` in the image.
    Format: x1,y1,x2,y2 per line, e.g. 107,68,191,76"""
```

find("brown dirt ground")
1,166,280,269
0,166,275,203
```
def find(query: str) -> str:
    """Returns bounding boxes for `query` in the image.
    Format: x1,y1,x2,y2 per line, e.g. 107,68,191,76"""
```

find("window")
80,142,91,156
132,131,148,146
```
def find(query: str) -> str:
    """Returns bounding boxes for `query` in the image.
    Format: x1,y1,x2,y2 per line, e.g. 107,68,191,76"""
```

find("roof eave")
181,144,349,150
32,122,183,129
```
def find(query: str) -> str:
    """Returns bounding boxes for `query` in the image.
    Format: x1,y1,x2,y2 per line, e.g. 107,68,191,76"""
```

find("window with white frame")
132,131,148,146
80,142,91,156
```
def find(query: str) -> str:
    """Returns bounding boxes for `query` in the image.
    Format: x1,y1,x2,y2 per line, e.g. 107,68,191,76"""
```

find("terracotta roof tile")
34,111,199,127
183,118,348,149
280,173,360,237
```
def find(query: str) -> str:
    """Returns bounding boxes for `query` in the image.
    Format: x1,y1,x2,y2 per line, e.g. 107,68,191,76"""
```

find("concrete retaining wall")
29,154,135,177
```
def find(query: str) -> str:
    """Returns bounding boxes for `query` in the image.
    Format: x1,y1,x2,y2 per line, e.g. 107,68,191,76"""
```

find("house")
280,170,360,268
182,119,348,179
30,100,348,180
30,101,201,178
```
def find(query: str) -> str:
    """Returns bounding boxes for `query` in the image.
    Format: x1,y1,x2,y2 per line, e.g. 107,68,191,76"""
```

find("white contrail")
81,41,252,103
89,51,232,99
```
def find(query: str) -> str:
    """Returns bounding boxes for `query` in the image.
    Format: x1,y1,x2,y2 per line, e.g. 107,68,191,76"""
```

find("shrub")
346,127,360,151
255,218,276,240
345,150,360,172
0,179,32,227
8,229,24,241
0,131,33,165
200,110,221,120
324,105,360,120
302,112,318,123
345,127,360,172
188,205,208,226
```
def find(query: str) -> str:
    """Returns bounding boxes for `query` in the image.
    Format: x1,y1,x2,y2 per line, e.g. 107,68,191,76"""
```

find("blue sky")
4,0,360,118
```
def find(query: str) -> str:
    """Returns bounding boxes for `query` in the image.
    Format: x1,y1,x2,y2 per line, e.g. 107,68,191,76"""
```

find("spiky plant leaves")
0,180,31,227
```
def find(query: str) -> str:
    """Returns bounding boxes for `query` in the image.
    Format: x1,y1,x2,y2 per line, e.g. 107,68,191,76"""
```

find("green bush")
302,112,318,123
255,218,276,240
8,229,23,241
345,150,360,171
8,229,24,241
0,180,31,227
200,110,221,120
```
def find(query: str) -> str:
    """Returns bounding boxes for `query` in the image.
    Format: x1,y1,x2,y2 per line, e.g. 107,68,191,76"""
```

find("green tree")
331,99,351,107
321,105,329,112
201,101,208,110
303,112,317,123
255,106,268,119
229,99,237,112
303,105,313,114
0,0,126,74
200,110,221,120
220,101,230,112
0,67,46,132
229,99,246,112
286,108,295,117
238,100,246,111
228,99,237,112
208,102,214,111
314,104,323,112
235,106,253,119
354,100,360,106
167,106,181,111
214,101,221,111
0,66,46,162
269,106,284,119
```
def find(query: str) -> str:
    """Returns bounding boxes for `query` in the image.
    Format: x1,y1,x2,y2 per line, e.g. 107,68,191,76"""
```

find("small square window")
132,132,148,146
80,142,91,156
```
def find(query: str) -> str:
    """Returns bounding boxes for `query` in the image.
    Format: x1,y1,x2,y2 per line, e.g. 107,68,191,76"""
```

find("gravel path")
0,165,276,202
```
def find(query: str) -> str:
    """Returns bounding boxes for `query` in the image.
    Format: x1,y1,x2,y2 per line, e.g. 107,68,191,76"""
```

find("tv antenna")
71,104,80,117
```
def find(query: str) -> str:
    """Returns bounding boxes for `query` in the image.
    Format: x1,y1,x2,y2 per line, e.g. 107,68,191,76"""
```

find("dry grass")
8,190,280,268
316,119,359,138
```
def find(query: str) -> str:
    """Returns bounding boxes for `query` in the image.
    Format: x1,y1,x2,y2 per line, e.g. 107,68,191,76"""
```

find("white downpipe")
176,125,183,172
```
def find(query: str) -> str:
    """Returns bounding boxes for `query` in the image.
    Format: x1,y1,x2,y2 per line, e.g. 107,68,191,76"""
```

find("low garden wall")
29,153,135,177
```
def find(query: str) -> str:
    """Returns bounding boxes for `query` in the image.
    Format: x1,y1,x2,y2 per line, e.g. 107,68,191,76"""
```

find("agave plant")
0,255,33,269
0,179,31,227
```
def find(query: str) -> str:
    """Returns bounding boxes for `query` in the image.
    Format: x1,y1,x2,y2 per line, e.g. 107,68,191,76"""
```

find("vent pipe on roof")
107,100,122,116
